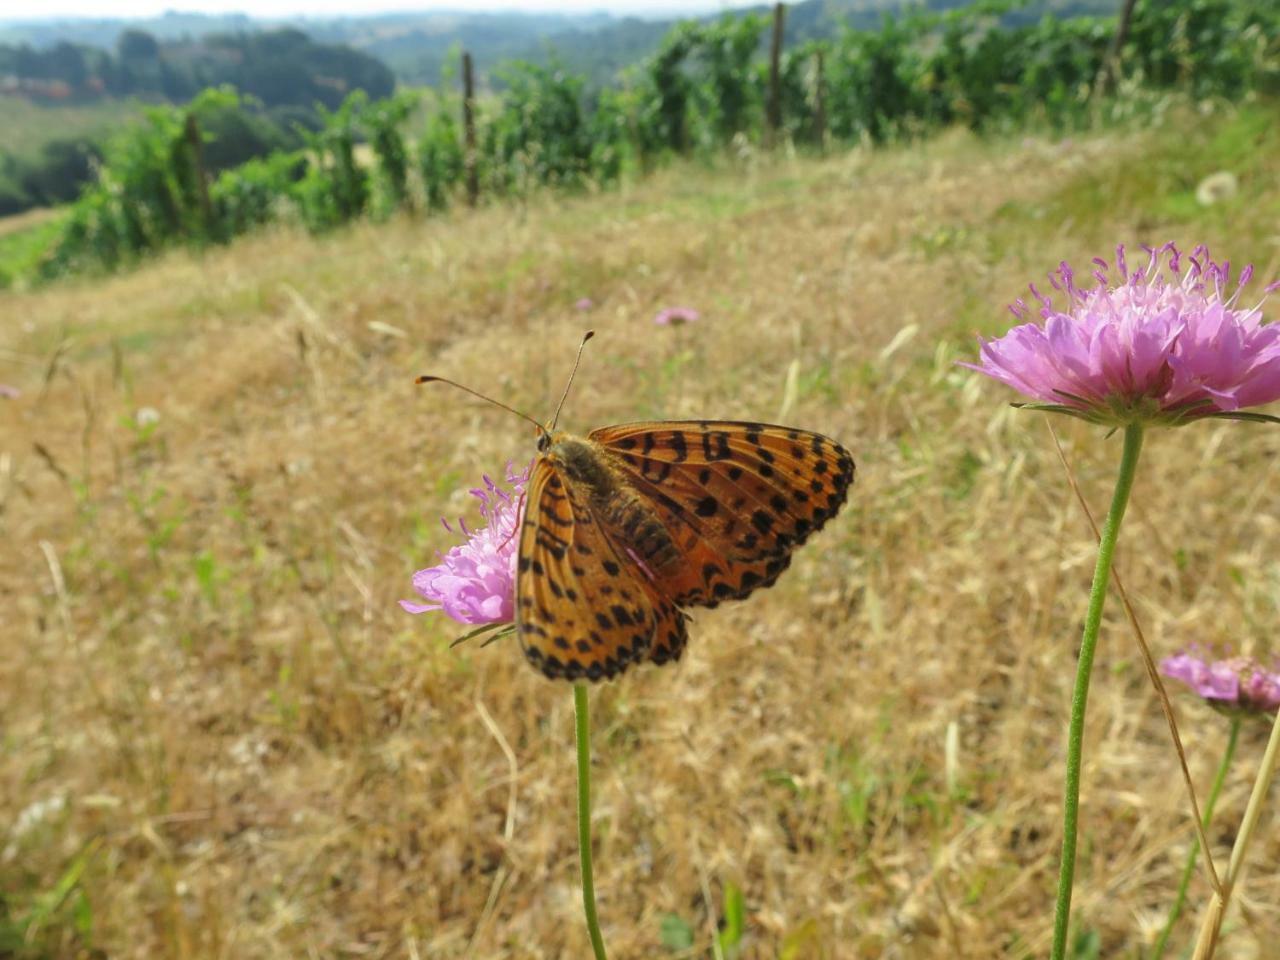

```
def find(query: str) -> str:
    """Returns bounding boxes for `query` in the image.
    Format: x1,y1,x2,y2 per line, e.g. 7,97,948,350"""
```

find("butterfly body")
516,420,855,682
544,431,684,575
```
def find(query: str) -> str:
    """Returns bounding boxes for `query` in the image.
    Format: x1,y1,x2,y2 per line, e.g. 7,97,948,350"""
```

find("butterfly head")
536,428,575,455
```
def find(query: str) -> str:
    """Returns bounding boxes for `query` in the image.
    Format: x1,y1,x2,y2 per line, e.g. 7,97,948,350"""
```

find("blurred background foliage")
0,0,1276,288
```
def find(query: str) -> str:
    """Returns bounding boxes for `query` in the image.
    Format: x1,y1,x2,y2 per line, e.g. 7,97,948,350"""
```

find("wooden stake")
813,47,827,152
1094,0,1138,98
462,51,478,207
766,3,786,148
183,112,212,236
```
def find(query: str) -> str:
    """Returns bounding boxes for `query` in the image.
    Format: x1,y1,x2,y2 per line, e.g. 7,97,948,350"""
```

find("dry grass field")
3,103,1280,959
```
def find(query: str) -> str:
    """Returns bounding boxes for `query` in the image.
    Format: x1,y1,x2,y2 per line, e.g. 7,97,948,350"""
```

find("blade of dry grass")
1191,707,1280,959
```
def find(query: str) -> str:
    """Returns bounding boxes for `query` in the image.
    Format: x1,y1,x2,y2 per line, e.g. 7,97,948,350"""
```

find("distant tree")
20,138,101,205
197,99,301,172
117,29,160,62
13,45,44,79
305,42,396,106
267,103,324,135
0,155,32,217
159,61,196,101
236,56,315,108
254,28,311,57
47,43,89,90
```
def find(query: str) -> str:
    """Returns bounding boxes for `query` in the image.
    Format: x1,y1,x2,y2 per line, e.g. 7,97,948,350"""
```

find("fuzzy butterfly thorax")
517,420,856,683
546,431,684,575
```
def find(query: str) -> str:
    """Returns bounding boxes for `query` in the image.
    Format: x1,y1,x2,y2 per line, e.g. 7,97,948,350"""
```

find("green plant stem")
1151,718,1240,960
575,683,609,960
1050,422,1144,960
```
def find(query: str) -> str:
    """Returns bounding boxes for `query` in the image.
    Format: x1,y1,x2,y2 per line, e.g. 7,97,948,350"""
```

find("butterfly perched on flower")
416,334,855,682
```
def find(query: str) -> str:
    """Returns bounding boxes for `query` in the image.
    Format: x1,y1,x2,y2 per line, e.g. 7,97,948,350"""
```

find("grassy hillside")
2,104,1279,957
0,94,143,158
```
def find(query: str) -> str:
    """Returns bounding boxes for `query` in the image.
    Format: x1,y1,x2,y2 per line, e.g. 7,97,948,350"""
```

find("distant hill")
0,10,613,85
296,11,620,85
0,26,393,107
0,27,394,216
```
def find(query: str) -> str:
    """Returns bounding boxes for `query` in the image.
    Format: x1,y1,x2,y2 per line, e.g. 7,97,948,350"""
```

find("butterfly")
420,333,855,682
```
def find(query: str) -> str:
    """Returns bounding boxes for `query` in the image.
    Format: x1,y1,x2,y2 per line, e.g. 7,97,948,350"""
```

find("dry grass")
3,106,1280,959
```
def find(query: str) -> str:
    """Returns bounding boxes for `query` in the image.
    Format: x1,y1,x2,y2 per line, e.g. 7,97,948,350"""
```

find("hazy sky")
4,0,751,19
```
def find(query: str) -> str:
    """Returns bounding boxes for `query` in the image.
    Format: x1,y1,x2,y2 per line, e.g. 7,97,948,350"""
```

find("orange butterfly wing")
515,458,689,681
588,421,855,607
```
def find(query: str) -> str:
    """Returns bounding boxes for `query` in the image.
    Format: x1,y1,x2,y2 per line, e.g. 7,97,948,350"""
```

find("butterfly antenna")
415,375,546,433
550,330,594,431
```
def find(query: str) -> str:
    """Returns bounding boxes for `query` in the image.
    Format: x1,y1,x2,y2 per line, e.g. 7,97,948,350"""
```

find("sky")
2,0,750,19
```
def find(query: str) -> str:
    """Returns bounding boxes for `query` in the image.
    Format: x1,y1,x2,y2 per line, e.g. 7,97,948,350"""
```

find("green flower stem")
1151,718,1240,960
575,683,609,960
1050,423,1144,960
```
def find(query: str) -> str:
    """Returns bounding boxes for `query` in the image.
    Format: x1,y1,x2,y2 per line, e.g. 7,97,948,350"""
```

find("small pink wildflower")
575,297,595,311
401,462,531,625
968,243,1280,426
1161,649,1280,716
654,306,700,326
0,384,19,399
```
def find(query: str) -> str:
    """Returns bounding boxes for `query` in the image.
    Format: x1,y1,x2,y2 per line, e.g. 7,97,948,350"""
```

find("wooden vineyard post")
766,2,786,148
462,51,478,207
813,47,827,153
1094,0,1138,98
183,112,212,238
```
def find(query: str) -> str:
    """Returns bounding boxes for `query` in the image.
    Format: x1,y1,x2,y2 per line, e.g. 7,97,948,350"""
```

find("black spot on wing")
669,431,688,462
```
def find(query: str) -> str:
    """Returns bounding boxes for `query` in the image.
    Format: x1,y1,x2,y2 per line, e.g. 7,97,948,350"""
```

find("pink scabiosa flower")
1161,649,1280,716
401,462,531,625
977,244,1280,960
575,297,595,312
654,305,700,326
969,243,1280,427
